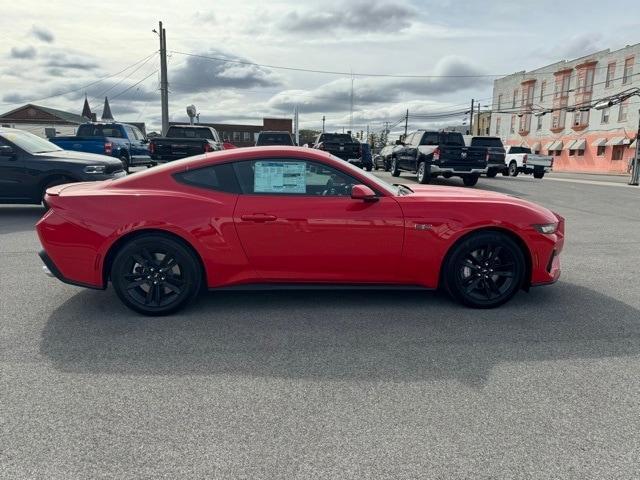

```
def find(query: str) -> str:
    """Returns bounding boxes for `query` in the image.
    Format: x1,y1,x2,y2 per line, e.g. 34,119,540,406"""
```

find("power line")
0,51,158,108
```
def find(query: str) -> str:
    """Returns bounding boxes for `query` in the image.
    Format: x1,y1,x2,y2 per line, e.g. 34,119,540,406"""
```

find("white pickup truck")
503,145,553,179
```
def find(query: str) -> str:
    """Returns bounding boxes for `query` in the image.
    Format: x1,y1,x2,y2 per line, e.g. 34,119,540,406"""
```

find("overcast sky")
1,0,639,134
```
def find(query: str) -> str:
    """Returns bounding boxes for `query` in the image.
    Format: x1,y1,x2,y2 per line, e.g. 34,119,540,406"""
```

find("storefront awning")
564,140,576,150
591,138,607,147
544,141,555,150
606,137,629,146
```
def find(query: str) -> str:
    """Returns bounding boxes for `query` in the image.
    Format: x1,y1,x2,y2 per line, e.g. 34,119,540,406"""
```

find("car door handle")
240,214,277,222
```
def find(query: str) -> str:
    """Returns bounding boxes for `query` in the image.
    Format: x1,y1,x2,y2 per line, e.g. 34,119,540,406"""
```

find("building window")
601,107,610,124
622,57,634,85
243,131,251,141
606,62,616,87
496,118,501,135
584,68,595,93
618,99,629,122
497,94,502,110
597,145,606,156
510,115,516,133
612,145,625,160
233,131,241,142
537,115,543,130
512,89,518,108
540,81,546,102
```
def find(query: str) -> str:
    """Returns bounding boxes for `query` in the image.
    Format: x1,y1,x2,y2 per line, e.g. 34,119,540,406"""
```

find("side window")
132,127,145,140
173,163,240,193
124,126,137,140
233,159,359,197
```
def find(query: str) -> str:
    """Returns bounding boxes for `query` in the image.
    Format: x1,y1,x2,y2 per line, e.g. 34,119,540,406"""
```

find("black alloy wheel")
390,157,400,177
444,231,526,308
111,234,202,315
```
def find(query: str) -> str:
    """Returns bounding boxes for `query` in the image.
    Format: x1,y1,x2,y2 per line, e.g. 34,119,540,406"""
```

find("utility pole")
469,98,474,135
404,109,409,140
477,102,481,135
158,21,169,136
349,74,354,132
322,115,326,133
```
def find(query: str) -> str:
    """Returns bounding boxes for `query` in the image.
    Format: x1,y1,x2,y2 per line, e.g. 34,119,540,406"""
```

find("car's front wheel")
111,234,202,315
443,231,526,308
416,161,430,184
390,158,400,177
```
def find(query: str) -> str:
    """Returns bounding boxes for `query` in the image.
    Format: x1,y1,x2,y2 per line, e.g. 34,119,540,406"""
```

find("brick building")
490,43,639,174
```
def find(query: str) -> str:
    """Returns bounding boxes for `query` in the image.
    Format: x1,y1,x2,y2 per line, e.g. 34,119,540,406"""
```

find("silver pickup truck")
504,145,553,179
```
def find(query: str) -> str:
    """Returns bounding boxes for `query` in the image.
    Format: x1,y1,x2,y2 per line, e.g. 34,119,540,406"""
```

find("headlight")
84,165,107,174
533,223,558,234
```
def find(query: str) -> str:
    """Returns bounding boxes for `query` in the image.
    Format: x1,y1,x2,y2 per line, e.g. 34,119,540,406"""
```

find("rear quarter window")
173,163,240,193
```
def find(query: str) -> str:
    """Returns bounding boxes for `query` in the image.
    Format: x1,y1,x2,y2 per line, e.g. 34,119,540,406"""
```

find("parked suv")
255,131,294,146
463,136,506,177
390,130,487,186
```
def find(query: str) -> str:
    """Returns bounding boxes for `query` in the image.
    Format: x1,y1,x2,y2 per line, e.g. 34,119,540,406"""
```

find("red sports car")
37,146,564,315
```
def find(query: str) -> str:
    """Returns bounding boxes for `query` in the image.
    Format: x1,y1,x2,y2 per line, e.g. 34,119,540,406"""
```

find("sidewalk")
548,171,631,184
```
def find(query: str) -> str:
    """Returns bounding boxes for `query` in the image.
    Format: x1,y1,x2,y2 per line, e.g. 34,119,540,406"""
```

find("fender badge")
415,224,432,231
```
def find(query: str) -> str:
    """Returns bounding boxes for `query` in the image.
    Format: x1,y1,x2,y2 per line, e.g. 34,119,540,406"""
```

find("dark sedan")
0,128,126,205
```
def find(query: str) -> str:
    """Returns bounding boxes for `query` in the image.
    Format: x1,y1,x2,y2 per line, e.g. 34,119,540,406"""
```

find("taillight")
523,154,528,164
148,142,155,154
485,152,490,162
104,142,112,155
204,143,213,152
433,147,440,161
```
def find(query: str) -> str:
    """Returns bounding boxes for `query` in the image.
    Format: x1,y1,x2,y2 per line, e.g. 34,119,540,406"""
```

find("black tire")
486,168,498,178
416,161,430,184
373,163,379,171
120,152,130,173
390,157,400,177
443,231,526,308
111,234,202,315
508,161,519,177
384,161,390,172
365,165,373,172
462,174,479,187
501,168,510,177
533,169,545,179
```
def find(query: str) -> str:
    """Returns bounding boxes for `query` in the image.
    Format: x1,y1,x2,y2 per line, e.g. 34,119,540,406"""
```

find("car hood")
35,149,122,166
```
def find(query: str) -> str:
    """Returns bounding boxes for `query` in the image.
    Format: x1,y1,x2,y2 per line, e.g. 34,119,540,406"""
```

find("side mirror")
351,184,378,202
0,145,15,158
395,139,403,145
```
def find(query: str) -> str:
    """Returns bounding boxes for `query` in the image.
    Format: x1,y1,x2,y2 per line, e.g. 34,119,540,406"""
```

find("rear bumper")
430,164,487,175
38,249,104,290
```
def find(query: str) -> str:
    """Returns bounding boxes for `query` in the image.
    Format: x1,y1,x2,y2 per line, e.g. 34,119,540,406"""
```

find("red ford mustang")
37,146,564,315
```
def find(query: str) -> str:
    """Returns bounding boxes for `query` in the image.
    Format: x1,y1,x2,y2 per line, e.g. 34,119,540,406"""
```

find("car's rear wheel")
416,161,430,184
508,161,518,177
486,168,498,178
390,157,400,177
120,152,130,173
462,174,479,187
533,169,545,179
443,231,526,308
365,165,373,172
111,234,202,315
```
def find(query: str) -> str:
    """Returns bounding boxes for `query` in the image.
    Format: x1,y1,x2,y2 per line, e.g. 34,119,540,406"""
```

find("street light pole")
158,21,169,136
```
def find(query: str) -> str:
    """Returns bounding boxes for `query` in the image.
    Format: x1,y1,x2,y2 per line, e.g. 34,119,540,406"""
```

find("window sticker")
254,161,306,193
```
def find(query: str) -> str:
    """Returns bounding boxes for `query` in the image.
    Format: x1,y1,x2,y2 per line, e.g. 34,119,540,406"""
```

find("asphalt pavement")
1,171,639,479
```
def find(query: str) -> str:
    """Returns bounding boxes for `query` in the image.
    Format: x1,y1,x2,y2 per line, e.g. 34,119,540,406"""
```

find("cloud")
2,92,32,104
43,52,99,70
10,46,37,59
282,0,415,33
31,25,54,43
192,10,216,23
170,49,282,93
267,56,488,113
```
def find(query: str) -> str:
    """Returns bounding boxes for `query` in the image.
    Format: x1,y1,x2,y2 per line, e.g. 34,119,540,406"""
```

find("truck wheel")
462,175,479,187
501,168,510,177
390,158,400,177
533,169,545,179
120,153,130,173
416,161,430,184
384,160,390,172
486,168,498,178
508,161,519,177
365,165,373,172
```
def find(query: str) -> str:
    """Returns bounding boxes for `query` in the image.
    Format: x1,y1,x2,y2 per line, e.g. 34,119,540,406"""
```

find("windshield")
257,133,293,146
167,127,214,139
77,124,124,138
472,137,504,148
330,154,402,196
510,146,531,154
1,130,62,154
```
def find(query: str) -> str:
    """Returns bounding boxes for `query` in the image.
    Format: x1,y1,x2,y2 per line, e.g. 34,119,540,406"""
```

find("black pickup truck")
463,136,506,178
313,133,364,166
390,130,487,186
149,125,223,162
